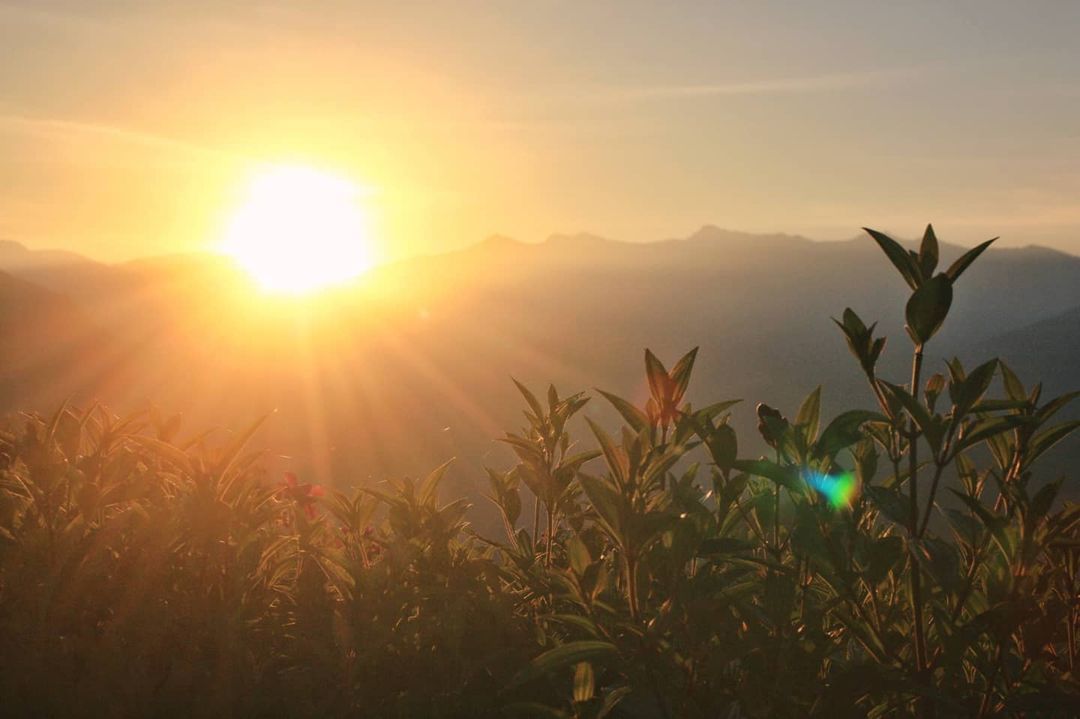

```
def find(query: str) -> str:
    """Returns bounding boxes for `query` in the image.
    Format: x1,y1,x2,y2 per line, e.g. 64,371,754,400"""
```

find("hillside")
0,270,124,409
1,229,1078,496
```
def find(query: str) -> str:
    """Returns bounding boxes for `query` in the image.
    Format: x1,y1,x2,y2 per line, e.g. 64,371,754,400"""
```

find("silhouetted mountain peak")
683,225,814,248
0,239,94,270
544,232,613,249
476,234,524,252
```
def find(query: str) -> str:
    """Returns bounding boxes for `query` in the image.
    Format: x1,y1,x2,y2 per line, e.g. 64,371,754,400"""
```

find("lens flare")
807,471,860,509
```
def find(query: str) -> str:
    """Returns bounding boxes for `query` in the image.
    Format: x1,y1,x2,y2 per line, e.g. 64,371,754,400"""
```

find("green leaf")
1030,477,1063,521
865,486,909,526
732,458,800,492
567,535,592,575
597,687,632,719
842,307,867,334
573,661,595,703
525,640,617,678
813,410,883,460
919,224,939,275
418,458,454,505
578,474,625,539
586,418,628,486
644,349,670,402
955,415,1028,455
512,378,545,421
547,614,601,637
216,412,272,481
795,385,822,442
703,422,737,474
970,399,1030,413
558,450,601,477
669,347,699,402
864,535,904,584
865,227,923,289
999,361,1026,401
1025,420,1080,469
693,399,743,424
1035,390,1080,424
954,358,998,416
596,389,649,432
944,237,996,282
949,490,1009,555
127,434,193,475
945,508,982,543
905,273,953,345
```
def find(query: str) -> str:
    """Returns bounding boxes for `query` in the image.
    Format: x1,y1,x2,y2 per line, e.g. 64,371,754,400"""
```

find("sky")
2,0,1079,263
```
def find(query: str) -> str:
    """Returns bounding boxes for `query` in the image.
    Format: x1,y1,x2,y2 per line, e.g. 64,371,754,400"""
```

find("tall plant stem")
545,507,555,567
532,494,541,546
918,462,946,537
907,344,930,715
773,449,782,556
625,554,641,622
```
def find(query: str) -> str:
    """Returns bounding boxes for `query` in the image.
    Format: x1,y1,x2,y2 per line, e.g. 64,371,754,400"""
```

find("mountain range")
1,228,1077,501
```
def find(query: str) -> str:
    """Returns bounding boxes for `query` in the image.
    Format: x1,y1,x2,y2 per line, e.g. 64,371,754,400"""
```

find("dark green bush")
1,226,1077,717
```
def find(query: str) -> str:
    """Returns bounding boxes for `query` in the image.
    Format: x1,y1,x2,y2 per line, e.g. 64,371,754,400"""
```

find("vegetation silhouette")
1,226,1077,717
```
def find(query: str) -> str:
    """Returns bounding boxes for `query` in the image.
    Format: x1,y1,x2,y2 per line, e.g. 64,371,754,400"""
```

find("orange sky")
2,1,1080,263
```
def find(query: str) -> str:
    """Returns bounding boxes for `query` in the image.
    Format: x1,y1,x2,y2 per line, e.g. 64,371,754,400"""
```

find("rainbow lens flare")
807,471,860,509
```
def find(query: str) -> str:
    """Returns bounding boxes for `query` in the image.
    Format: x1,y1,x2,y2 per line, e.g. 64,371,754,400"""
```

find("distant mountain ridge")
0,227,1077,498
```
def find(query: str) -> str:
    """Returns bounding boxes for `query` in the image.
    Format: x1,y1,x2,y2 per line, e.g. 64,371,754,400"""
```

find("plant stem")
532,493,541,547
625,554,640,621
907,344,930,715
774,484,781,553
545,507,555,567
917,462,946,537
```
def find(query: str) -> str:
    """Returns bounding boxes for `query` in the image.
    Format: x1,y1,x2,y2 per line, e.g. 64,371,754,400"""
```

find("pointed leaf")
702,422,737,474
586,417,628,485
1025,420,1080,469
644,349,670,402
795,385,822,441
944,237,996,282
669,347,699,403
578,474,625,539
999,361,1026,401
418,458,455,504
510,641,617,690
733,458,800,492
814,410,883,460
512,378,545,421
865,227,923,289
919,224,939,275
573,662,595,703
596,389,649,432
567,535,592,575
905,273,953,345
1036,390,1080,424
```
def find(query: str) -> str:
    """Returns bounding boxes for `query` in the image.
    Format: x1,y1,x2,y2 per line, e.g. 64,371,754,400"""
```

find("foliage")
1,225,1078,717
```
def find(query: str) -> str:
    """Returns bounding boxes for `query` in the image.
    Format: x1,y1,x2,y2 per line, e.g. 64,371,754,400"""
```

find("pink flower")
282,472,324,519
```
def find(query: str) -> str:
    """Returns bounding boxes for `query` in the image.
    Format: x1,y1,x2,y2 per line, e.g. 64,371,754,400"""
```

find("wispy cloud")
0,112,241,162
606,67,919,101
0,1,105,31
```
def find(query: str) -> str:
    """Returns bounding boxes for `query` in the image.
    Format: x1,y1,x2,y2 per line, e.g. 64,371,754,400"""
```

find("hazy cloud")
608,67,920,101
0,113,240,162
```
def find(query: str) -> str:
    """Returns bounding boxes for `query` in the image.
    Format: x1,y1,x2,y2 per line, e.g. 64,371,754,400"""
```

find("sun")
221,165,375,294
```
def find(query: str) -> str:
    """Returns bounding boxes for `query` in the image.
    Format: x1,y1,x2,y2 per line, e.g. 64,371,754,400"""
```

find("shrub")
1,225,1077,717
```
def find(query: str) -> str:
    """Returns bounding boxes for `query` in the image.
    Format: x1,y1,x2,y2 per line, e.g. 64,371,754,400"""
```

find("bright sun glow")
221,166,375,294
